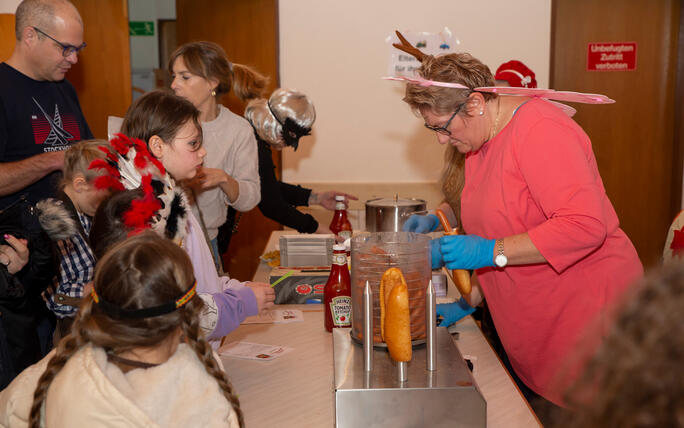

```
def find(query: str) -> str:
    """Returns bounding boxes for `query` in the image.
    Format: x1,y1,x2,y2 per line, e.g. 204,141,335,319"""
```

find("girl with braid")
0,232,243,427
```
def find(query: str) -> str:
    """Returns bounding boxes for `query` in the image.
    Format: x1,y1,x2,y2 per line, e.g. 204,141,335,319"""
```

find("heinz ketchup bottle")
324,244,352,332
329,196,353,240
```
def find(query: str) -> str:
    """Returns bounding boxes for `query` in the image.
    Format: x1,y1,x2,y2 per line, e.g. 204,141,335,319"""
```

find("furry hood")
35,199,79,241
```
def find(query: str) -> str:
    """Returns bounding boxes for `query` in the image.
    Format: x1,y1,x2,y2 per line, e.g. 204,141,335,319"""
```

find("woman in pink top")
398,46,643,405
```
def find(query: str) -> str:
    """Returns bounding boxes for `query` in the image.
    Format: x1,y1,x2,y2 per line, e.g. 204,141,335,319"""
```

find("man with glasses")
0,0,93,381
0,0,93,209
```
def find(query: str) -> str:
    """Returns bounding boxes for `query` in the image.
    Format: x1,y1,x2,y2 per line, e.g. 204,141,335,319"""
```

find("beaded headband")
91,281,197,320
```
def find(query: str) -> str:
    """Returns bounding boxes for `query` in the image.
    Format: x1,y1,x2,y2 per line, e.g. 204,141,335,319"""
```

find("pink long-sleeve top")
461,98,643,405
184,212,258,340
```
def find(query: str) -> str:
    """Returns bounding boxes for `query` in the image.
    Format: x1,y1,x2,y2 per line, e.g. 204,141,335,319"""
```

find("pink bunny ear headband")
382,75,615,105
387,30,612,116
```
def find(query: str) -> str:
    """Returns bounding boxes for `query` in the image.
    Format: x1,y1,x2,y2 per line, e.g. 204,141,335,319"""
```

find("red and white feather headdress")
88,133,189,241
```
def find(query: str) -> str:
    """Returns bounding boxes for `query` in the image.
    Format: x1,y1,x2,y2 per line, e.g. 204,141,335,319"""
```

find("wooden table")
219,231,541,427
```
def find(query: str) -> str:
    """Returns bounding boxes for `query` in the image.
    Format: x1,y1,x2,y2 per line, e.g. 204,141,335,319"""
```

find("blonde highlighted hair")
61,139,110,188
169,41,268,101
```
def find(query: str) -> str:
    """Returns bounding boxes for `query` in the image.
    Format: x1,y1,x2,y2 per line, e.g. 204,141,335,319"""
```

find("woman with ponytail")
169,41,266,266
0,232,243,427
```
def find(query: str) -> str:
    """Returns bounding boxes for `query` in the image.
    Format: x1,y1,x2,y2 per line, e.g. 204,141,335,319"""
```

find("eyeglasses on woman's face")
32,26,86,57
423,102,466,136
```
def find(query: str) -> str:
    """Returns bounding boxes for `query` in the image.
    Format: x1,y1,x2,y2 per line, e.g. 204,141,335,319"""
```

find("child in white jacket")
0,232,243,428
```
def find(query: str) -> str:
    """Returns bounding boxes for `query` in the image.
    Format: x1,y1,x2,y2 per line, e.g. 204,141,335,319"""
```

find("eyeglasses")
424,102,466,136
32,26,86,57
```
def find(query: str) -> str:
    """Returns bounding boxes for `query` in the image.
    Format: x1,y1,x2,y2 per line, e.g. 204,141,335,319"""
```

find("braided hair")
28,232,244,427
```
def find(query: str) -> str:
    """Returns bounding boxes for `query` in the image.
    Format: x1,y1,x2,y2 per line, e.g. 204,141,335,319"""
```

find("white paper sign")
241,309,304,325
219,341,294,361
387,28,459,77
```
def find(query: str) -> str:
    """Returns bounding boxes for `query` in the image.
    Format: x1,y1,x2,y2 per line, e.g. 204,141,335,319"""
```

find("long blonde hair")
440,146,466,228
28,232,244,427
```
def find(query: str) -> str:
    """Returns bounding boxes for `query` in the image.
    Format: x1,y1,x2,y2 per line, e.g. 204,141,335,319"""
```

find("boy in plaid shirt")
44,140,111,337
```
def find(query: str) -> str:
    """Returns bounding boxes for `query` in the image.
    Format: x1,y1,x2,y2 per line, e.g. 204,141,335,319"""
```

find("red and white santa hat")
494,60,537,88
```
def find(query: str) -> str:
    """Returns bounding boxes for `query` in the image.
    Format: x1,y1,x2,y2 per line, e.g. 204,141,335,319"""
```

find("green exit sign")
129,21,155,36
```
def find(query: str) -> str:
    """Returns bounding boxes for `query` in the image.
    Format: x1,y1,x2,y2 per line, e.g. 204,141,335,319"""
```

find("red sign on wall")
587,42,637,72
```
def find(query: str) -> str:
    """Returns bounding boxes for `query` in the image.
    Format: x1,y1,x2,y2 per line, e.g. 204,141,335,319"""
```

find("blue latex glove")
429,238,443,269
436,298,476,327
439,234,496,270
402,214,439,233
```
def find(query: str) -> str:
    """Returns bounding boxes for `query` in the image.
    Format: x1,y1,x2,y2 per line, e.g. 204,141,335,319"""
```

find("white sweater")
192,105,261,240
0,343,239,427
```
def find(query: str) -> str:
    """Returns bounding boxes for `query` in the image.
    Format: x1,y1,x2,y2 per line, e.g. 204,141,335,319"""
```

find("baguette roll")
380,267,407,341
384,281,412,362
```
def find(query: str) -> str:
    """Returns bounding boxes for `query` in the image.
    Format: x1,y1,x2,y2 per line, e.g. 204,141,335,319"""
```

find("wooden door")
176,0,280,281
68,0,131,139
551,0,682,267
0,14,15,61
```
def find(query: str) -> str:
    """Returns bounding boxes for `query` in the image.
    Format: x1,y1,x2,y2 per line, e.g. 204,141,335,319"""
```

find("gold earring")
211,90,216,97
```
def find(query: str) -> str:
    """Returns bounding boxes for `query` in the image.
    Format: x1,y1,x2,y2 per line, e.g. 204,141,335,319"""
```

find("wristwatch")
494,239,508,268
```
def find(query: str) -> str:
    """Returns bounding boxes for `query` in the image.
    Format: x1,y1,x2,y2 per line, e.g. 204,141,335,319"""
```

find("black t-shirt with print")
0,62,93,209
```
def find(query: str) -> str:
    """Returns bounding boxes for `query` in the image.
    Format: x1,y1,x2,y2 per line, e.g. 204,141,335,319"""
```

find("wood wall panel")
68,0,131,139
672,5,684,215
176,0,280,281
0,14,15,62
551,0,681,267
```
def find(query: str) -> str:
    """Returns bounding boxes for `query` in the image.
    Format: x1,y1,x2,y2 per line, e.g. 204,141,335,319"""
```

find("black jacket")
256,136,318,233
0,196,60,387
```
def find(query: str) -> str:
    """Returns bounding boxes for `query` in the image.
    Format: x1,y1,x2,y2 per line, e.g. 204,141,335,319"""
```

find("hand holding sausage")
434,209,473,295
439,235,496,270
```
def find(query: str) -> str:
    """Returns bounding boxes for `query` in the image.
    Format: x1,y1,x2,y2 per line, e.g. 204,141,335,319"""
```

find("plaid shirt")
45,211,95,318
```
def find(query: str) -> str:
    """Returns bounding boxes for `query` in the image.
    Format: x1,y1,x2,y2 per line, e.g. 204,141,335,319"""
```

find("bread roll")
384,280,412,362
379,267,406,341
435,209,472,295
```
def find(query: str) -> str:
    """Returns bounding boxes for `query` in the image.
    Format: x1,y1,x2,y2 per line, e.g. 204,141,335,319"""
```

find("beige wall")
0,1,20,14
279,0,551,185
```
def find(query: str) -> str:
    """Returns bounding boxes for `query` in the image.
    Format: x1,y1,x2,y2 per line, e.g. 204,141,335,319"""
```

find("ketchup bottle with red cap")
329,196,352,240
324,244,352,332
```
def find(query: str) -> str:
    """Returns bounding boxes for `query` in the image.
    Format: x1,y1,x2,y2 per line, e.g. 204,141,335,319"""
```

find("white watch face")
495,254,508,268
